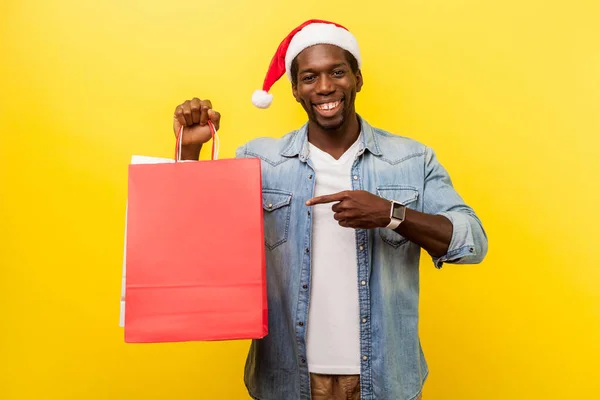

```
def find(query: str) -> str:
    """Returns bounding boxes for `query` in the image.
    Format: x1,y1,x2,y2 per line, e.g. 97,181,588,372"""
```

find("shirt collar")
280,115,383,161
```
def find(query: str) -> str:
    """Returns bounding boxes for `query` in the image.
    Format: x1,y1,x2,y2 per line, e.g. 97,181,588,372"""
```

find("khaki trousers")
310,373,422,400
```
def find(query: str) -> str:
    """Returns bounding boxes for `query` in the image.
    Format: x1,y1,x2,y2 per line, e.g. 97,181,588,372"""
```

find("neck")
307,112,360,160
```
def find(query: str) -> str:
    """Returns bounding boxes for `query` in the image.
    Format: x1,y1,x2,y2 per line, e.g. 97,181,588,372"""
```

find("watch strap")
386,217,402,230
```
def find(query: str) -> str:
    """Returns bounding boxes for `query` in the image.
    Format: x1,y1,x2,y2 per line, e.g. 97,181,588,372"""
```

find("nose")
316,74,335,95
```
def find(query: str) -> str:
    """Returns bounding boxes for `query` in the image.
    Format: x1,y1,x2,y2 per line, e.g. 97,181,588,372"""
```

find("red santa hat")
251,19,362,109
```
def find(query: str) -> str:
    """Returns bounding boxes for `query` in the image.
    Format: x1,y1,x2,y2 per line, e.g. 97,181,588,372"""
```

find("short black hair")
290,49,359,86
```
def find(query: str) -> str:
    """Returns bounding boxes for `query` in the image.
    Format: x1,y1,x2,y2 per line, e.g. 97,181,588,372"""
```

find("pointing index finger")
306,191,346,206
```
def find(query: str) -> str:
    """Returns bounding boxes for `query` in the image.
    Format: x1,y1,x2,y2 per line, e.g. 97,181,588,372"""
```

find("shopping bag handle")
175,120,220,162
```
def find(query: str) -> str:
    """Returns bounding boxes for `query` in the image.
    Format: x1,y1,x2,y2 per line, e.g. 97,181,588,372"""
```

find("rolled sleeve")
432,211,487,268
422,146,488,269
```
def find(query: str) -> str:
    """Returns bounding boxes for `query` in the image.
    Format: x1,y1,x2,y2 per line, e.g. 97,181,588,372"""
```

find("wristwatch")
385,200,406,230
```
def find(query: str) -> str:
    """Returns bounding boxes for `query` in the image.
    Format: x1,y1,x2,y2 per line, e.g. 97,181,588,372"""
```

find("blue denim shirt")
235,116,488,400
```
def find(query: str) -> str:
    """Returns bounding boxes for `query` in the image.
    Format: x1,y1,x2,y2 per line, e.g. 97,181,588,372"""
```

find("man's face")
292,44,363,131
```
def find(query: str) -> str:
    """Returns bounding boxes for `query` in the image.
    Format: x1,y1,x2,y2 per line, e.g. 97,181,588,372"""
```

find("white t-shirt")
306,135,362,375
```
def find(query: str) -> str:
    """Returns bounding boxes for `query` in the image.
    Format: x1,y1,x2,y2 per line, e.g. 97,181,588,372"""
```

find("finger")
331,202,343,213
333,212,344,221
306,191,347,206
190,98,201,124
199,100,213,126
182,100,193,126
174,104,187,128
340,219,358,229
208,109,221,130
200,106,210,126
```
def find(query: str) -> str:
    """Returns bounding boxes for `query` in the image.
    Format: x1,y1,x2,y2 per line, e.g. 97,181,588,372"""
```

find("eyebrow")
299,62,348,75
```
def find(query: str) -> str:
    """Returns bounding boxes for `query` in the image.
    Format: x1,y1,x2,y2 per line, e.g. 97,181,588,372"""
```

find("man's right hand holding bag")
173,98,221,160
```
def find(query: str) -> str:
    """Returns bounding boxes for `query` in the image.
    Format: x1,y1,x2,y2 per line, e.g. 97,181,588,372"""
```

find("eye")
302,75,316,83
333,70,346,77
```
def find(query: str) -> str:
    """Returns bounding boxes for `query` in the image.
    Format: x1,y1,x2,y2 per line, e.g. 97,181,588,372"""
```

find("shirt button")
362,355,368,361
308,175,313,179
267,203,273,209
362,318,367,323
469,247,474,253
299,322,304,326
308,210,311,216
359,245,364,251
353,175,358,180
361,280,366,286
302,284,308,289
305,248,310,253
301,359,306,363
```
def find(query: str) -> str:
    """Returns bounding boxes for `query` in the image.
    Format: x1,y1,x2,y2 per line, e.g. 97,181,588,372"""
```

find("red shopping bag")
123,122,267,343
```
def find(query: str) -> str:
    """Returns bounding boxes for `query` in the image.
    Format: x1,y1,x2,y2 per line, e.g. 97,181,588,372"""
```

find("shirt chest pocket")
376,185,419,248
262,189,293,250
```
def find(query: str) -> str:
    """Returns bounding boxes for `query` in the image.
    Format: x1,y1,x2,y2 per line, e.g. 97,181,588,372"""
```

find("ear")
355,69,363,93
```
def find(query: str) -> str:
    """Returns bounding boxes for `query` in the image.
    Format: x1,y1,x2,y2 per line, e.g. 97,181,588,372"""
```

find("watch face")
391,202,406,220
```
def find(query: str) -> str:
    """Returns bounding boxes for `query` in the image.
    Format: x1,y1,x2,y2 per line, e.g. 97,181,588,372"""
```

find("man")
172,20,487,400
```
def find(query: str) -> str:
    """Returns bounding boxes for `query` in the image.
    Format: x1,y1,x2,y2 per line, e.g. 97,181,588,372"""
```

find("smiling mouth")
313,99,343,116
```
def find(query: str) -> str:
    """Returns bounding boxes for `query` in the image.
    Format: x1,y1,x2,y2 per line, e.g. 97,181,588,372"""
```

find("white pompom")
252,90,273,109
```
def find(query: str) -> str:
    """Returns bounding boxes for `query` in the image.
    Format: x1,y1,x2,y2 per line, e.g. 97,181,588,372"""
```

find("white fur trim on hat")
284,23,362,81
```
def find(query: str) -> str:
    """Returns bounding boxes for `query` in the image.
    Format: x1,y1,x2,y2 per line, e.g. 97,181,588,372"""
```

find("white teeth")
316,101,340,111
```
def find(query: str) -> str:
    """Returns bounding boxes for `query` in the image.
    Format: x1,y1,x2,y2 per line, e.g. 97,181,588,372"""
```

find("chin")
314,114,345,131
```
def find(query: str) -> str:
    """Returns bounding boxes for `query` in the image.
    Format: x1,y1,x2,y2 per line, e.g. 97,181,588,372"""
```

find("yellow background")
1,0,599,398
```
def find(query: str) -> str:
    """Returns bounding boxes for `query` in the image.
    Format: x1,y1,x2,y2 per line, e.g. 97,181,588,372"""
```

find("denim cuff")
432,211,476,268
